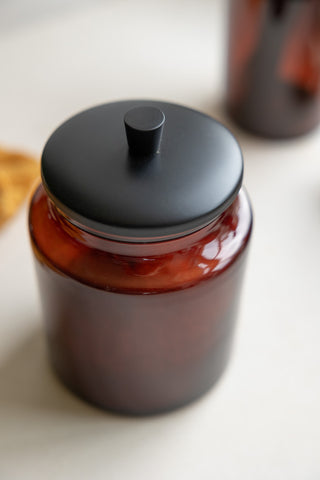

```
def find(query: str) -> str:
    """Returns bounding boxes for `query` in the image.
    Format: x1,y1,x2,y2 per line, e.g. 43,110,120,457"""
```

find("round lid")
41,100,243,241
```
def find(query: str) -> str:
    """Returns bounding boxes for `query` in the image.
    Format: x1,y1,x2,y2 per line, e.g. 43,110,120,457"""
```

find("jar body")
227,0,320,138
29,185,252,414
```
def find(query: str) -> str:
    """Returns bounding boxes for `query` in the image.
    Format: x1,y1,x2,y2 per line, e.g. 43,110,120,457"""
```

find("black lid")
41,100,243,241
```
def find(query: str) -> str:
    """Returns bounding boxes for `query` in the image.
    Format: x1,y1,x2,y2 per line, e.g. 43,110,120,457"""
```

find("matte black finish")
124,106,165,156
41,100,243,240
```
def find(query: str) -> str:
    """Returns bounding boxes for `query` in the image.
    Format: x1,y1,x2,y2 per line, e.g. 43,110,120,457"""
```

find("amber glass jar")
29,100,253,415
227,0,320,138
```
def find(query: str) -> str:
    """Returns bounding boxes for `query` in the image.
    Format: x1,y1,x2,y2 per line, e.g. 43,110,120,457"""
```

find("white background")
0,1,319,478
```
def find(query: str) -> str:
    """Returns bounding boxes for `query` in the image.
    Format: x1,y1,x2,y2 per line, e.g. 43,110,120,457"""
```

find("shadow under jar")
29,100,253,415
227,0,320,138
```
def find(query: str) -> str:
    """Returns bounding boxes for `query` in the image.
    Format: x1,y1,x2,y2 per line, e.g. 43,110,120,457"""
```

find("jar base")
227,106,320,140
50,359,230,416
48,337,233,416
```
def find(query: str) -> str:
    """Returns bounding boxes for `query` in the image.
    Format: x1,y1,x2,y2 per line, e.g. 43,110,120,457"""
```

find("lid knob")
124,106,165,156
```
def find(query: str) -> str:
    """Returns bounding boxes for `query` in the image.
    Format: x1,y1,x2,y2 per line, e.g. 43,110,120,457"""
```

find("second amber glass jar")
227,0,320,138
29,100,253,415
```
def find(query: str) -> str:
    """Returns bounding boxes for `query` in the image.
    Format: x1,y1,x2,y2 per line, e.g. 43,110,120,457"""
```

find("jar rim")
43,177,238,244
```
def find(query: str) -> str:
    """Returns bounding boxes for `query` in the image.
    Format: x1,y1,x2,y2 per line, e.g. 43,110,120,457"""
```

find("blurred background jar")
227,0,320,138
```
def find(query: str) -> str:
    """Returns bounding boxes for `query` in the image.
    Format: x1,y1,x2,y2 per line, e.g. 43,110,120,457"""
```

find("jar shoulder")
29,184,252,293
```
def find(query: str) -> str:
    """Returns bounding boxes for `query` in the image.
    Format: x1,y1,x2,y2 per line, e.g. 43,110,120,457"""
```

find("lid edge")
42,167,242,243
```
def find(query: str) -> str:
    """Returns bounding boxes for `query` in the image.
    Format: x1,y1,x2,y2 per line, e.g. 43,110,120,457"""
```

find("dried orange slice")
0,147,39,228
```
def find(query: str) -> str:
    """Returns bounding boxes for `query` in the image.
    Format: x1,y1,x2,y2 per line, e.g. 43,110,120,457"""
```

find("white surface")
0,0,102,32
0,1,319,478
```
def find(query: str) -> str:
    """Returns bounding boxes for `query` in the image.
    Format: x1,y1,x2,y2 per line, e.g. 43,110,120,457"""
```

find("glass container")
227,0,320,138
29,100,253,414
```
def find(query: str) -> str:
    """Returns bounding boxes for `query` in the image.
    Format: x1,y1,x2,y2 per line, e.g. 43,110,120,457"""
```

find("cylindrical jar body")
227,0,320,138
29,185,252,415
